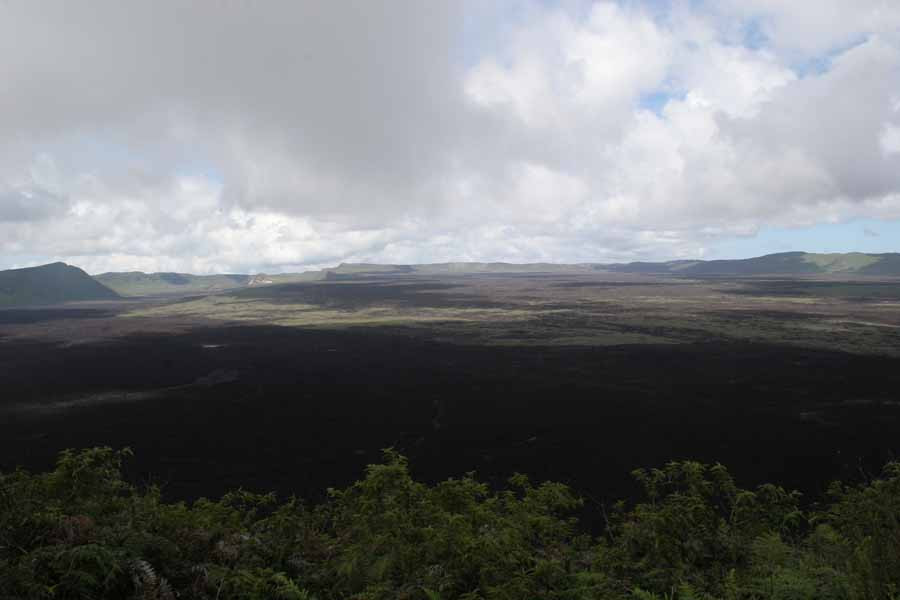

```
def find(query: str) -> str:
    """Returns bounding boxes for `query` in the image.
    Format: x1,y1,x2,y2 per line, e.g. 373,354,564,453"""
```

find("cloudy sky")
2,1,900,274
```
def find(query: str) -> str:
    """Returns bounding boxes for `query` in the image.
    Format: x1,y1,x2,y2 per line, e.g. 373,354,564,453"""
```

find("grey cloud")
720,37,900,202
0,1,465,216
2,2,900,272
0,187,68,223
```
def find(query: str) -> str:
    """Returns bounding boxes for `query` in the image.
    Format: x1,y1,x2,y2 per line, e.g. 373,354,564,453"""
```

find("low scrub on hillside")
2,448,898,599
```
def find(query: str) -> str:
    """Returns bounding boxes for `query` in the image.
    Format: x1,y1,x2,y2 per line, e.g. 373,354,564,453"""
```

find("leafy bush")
1,448,898,599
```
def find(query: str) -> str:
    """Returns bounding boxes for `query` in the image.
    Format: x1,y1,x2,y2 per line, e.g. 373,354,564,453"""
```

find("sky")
2,1,900,274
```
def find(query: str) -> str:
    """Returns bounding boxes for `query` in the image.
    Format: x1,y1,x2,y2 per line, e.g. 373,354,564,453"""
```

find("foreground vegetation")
1,448,898,599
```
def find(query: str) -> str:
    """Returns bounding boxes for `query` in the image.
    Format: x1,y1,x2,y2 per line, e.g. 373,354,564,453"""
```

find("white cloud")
1,1,900,272
713,0,900,57
465,3,671,133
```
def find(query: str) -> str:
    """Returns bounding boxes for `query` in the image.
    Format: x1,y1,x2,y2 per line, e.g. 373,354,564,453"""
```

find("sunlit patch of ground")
124,295,532,327
1,389,166,416
3,273,898,355
115,276,900,354
122,295,679,346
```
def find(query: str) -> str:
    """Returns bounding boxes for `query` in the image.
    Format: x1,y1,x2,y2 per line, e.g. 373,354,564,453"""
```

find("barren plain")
3,271,899,528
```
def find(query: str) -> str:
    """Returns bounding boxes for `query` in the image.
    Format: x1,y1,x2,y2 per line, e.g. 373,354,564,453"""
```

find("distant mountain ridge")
325,252,900,277
603,252,900,276
0,262,119,307
90,252,900,296
5,252,900,306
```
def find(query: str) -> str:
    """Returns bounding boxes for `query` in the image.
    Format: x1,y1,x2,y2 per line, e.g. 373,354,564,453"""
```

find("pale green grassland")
116,276,900,355
125,295,532,328
802,252,881,272
122,289,681,347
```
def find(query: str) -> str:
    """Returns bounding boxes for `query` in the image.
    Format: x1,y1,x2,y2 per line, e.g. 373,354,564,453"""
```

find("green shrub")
1,448,897,600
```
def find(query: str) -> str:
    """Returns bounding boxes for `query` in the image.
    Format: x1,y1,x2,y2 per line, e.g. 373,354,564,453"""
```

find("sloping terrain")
324,252,900,279
322,262,591,280
90,251,900,299
0,262,119,306
95,270,322,296
604,251,900,276
95,271,252,296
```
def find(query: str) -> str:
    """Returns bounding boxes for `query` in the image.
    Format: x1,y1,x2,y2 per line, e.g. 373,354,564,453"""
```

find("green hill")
604,252,900,276
0,262,119,306
94,271,252,297
327,253,900,278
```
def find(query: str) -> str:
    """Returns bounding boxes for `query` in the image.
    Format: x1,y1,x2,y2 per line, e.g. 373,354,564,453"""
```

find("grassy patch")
802,252,881,272
124,295,532,328
110,275,900,355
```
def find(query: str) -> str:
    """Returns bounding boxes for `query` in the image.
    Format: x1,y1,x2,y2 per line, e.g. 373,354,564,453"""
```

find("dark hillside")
95,271,252,296
860,253,900,275
0,262,119,306
684,251,821,275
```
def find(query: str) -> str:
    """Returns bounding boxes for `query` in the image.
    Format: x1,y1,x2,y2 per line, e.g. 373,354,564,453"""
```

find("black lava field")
3,293,899,530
